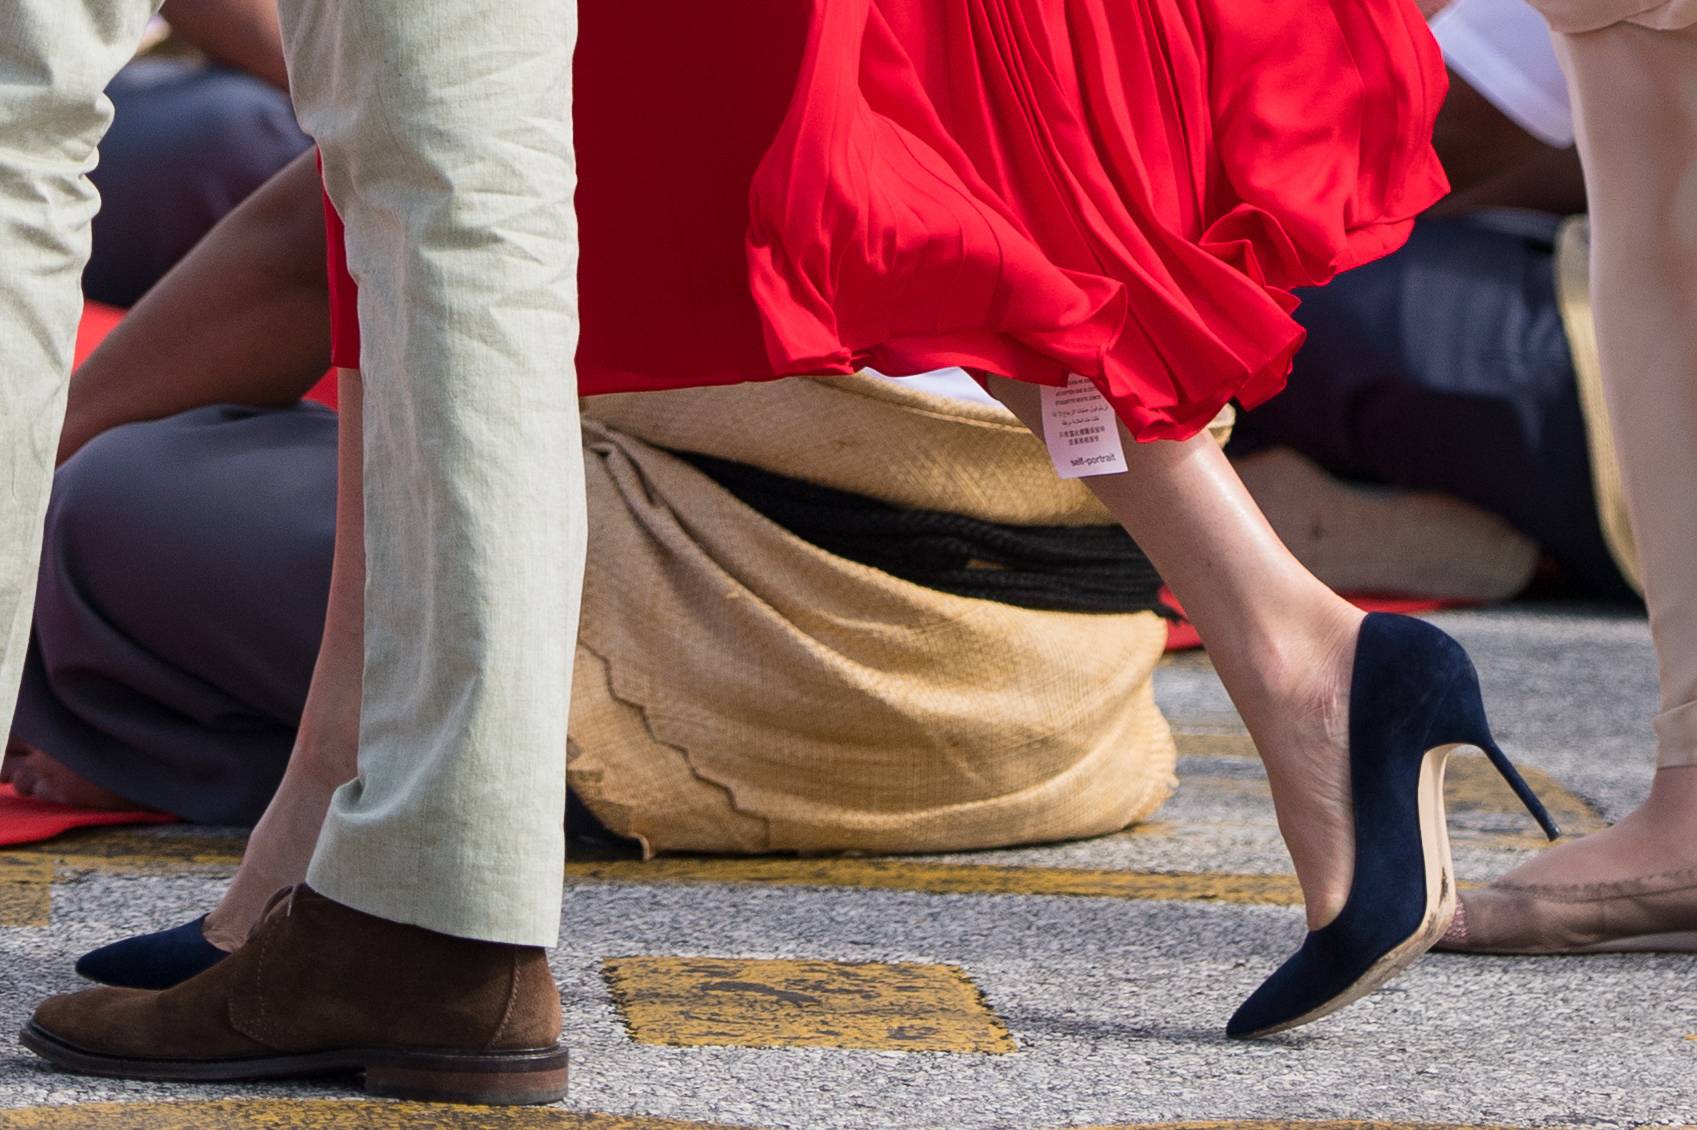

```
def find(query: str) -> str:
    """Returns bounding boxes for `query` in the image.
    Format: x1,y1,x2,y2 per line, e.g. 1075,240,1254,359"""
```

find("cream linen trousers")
1,3,583,946
1531,0,1697,767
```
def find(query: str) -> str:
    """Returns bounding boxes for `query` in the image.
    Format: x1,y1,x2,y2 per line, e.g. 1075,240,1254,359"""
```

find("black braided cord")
671,449,1175,617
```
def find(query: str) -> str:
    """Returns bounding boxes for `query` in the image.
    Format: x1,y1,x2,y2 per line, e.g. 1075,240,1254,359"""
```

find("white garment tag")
1041,373,1128,479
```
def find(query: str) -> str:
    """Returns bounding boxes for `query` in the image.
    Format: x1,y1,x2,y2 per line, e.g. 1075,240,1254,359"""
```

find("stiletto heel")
1478,738,1560,841
1226,613,1558,1039
1422,657,1561,842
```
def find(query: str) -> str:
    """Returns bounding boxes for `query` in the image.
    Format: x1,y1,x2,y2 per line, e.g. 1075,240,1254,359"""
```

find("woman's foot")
1441,765,1697,953
1,739,139,810
1482,765,1697,887
76,915,230,989
1228,613,1558,1036
1219,605,1365,930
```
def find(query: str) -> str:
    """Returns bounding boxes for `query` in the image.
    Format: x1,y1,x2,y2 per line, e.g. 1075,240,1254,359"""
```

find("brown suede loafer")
1436,866,1697,955
21,886,569,1105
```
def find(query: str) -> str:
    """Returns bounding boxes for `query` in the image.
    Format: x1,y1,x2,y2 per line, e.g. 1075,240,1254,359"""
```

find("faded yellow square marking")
0,826,244,931
0,855,52,927
604,956,1015,1053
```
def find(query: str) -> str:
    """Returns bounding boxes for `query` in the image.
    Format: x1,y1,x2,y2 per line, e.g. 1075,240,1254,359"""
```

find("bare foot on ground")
2,738,140,810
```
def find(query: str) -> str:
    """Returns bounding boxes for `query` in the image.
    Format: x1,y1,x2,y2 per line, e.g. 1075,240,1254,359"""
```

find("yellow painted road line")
570,857,1306,906
4,826,244,870
0,855,52,928
604,956,1015,1053
0,1102,754,1129
0,1110,1603,1130
0,828,241,926
1175,732,1604,838
1070,1123,1574,1130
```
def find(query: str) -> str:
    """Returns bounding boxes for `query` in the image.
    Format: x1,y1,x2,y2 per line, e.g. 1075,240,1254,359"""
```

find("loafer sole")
20,1021,569,1105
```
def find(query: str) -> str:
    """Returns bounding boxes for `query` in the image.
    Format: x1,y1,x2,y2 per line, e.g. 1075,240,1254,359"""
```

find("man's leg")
0,1,158,732
22,2,580,1103
279,1,583,947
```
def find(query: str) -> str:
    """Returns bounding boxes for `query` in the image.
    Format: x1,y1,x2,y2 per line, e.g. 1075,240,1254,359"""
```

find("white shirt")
1430,0,1576,148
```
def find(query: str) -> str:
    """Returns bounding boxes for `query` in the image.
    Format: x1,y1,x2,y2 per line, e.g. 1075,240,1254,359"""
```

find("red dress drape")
325,0,1447,442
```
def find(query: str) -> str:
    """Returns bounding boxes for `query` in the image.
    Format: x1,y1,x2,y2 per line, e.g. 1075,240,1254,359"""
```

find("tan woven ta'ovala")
568,375,1224,856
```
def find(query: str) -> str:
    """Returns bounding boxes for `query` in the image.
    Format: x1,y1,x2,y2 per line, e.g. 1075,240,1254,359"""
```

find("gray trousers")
15,406,338,825
3,2,583,946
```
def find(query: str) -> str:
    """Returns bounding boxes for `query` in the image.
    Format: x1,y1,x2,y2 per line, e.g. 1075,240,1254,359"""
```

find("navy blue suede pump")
75,915,229,990
1226,613,1560,1039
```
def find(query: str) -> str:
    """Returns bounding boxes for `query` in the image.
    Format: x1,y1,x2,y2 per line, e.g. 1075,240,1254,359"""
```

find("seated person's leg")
1231,213,1635,601
5,403,336,824
83,58,311,307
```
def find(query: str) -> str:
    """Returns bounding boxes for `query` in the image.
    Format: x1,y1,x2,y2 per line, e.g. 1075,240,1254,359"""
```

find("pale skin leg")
988,377,1362,928
203,368,364,951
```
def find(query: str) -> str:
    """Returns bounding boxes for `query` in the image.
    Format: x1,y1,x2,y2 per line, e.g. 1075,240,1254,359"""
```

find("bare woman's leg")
989,378,1362,928
202,369,364,951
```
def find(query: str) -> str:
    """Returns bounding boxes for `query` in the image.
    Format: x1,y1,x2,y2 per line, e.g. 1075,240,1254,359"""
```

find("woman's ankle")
1214,601,1363,744
1633,765,1697,841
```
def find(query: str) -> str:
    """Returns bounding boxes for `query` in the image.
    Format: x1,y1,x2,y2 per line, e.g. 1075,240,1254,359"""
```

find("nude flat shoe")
1437,867,1697,955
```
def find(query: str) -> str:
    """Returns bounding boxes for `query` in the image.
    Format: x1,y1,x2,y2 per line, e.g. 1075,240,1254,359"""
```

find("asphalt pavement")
0,603,1690,1129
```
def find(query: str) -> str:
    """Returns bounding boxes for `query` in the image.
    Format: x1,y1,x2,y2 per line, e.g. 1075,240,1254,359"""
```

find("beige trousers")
0,1,159,736
1536,2,1697,767
277,4,584,946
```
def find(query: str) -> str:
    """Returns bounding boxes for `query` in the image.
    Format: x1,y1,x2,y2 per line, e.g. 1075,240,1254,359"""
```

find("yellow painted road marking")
604,956,1015,1053
0,826,243,926
570,856,1306,906
5,825,245,870
1174,732,1604,839
0,1111,1592,1130
0,1102,750,1128
0,855,52,927
1171,732,1263,760
1072,1124,1561,1130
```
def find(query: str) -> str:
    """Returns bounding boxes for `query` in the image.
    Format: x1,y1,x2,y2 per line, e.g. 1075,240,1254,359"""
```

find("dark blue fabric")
1230,213,1633,601
1226,614,1557,1038
85,59,312,307
13,406,624,844
75,915,227,990
13,405,337,825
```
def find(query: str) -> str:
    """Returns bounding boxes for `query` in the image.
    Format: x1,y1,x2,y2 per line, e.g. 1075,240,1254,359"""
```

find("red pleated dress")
324,0,1448,442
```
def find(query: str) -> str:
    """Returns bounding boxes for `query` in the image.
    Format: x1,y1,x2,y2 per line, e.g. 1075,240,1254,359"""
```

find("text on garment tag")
1040,373,1127,479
